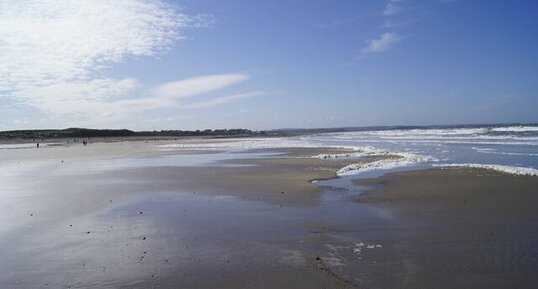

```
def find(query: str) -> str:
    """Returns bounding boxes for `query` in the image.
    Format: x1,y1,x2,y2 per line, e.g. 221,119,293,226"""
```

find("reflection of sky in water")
0,143,38,149
0,151,278,237
0,151,276,178
58,151,270,175
0,190,392,288
81,151,277,171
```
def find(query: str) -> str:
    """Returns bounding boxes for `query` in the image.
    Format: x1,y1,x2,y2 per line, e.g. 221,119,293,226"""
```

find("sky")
0,0,537,130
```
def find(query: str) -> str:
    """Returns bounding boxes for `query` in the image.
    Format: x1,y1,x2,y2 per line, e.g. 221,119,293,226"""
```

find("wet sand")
1,141,538,288
0,142,365,289
352,168,538,289
113,149,367,206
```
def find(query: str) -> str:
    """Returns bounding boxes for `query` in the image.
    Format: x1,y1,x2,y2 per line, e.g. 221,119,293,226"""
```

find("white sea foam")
471,146,495,152
352,241,383,258
344,126,538,138
337,153,435,176
360,128,489,137
309,143,438,176
332,137,538,146
471,147,538,157
311,146,386,160
491,126,538,132
329,127,538,146
434,163,538,176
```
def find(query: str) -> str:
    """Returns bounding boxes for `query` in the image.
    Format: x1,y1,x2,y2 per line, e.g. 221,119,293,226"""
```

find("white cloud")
152,74,250,100
17,78,141,114
0,0,191,90
3,72,256,129
18,73,257,121
110,74,255,114
0,0,224,125
362,32,403,53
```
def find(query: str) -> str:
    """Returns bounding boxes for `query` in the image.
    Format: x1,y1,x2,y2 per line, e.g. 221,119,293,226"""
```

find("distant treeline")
0,128,267,140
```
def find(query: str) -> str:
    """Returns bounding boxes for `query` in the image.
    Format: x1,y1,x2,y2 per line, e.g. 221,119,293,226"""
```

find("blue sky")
0,0,537,130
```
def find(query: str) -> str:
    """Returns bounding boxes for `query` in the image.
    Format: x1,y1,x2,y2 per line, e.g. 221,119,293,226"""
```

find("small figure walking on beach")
36,142,39,148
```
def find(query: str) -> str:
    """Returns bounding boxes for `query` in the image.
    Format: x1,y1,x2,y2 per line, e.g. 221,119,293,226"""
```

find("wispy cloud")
359,0,408,55
152,74,249,100
0,0,227,125
112,74,257,114
362,32,403,53
0,0,193,90
18,73,260,123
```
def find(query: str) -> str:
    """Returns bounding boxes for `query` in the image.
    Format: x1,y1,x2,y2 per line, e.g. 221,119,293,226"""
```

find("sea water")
160,124,538,176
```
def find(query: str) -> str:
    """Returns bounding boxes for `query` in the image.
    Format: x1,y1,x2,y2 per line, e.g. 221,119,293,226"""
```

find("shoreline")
4,135,538,179
1,142,538,288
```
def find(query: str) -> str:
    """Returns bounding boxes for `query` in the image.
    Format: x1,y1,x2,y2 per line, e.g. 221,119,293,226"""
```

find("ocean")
160,124,538,176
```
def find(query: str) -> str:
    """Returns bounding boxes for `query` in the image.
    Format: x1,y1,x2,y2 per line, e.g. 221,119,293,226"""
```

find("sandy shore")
1,141,537,289
113,147,366,206
0,142,365,289
352,168,538,289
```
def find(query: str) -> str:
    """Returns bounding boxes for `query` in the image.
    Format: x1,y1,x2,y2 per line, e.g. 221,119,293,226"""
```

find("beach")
353,168,538,289
1,137,537,288
4,0,538,288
